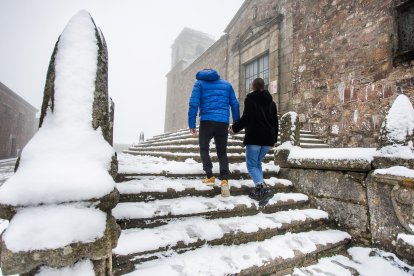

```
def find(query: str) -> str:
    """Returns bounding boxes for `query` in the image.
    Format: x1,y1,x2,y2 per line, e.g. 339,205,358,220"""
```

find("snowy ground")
291,247,414,276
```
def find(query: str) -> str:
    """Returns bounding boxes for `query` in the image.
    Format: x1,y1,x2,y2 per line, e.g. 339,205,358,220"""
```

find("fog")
0,0,244,144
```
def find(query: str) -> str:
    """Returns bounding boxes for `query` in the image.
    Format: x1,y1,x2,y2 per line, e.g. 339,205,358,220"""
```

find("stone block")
0,215,120,275
279,168,367,204
313,197,370,244
366,173,409,252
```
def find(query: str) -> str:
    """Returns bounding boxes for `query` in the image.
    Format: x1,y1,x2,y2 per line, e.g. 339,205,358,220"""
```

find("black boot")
258,183,274,207
248,186,261,201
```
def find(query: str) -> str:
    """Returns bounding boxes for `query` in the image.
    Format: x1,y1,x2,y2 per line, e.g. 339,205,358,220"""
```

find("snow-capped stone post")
366,94,414,263
275,111,300,167
0,10,120,275
373,94,414,169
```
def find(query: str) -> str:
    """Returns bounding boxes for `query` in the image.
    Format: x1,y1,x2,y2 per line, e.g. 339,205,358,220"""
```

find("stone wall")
0,82,37,159
165,0,414,148
291,0,414,147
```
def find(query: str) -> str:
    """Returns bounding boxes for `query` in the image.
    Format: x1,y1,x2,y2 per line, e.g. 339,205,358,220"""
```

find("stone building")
164,0,414,147
0,82,37,159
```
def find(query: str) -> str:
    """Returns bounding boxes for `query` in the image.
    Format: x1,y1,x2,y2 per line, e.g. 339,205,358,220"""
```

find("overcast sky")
0,0,244,144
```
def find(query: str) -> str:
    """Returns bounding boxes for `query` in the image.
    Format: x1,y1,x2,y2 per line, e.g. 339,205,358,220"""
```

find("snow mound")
0,10,115,206
374,166,414,178
35,259,95,276
3,204,106,252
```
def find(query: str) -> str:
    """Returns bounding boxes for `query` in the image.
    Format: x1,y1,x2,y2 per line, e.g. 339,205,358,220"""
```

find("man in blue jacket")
188,69,240,197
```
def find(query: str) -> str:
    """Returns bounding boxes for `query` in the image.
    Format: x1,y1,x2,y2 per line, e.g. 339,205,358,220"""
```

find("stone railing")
275,97,414,265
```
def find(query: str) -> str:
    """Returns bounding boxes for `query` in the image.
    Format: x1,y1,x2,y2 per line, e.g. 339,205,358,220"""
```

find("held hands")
190,128,198,137
228,125,234,135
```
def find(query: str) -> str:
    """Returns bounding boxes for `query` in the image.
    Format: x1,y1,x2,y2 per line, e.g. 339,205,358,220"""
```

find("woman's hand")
228,125,234,135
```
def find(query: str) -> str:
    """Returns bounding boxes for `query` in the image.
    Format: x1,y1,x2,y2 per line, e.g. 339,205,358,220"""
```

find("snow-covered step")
292,247,414,276
113,193,309,229
117,153,279,178
126,145,248,154
122,150,274,163
129,137,243,148
117,177,293,202
121,230,351,276
114,209,329,257
301,143,330,148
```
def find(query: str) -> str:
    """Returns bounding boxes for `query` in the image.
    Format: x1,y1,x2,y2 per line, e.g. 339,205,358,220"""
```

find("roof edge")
224,0,252,33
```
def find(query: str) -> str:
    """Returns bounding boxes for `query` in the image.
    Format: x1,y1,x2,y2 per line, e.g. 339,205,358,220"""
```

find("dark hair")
252,78,265,91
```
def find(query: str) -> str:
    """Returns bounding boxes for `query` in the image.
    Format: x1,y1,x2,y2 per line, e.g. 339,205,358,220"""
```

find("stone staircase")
111,128,352,275
112,174,350,275
124,128,329,162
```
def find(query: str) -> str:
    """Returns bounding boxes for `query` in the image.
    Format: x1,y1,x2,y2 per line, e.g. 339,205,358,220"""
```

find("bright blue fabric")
188,69,240,129
245,145,271,185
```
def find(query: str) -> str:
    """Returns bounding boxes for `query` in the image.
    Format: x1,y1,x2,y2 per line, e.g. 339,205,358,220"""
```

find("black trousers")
199,120,230,180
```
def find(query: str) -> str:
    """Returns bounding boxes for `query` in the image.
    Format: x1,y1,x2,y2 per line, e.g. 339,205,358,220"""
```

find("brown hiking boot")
202,176,215,185
220,179,230,197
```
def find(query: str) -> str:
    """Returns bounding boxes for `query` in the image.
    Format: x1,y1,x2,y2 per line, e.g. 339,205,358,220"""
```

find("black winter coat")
232,90,278,146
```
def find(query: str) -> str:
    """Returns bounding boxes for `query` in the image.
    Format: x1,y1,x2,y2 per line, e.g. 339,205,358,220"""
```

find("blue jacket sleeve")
229,85,240,123
188,81,201,129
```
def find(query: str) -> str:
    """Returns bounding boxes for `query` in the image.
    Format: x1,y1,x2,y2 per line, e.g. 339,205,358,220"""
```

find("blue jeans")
245,145,271,186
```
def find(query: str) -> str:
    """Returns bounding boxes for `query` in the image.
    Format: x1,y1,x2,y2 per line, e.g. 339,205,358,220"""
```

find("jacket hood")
196,69,220,81
248,90,273,105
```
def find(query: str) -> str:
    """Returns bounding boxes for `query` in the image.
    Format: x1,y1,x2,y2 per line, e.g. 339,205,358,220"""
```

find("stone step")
129,138,243,148
122,150,274,163
126,145,248,154
113,193,309,229
117,171,279,182
115,229,351,276
112,209,331,274
300,143,330,148
116,177,293,202
292,247,414,276
116,153,279,180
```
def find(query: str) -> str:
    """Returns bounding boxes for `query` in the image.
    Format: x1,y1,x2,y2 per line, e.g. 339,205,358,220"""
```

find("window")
395,1,414,63
244,53,269,95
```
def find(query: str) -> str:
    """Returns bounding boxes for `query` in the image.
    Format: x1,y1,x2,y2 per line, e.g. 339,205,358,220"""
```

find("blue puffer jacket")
188,69,240,129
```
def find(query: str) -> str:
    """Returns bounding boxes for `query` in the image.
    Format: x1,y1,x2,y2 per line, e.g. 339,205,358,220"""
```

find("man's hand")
190,128,197,137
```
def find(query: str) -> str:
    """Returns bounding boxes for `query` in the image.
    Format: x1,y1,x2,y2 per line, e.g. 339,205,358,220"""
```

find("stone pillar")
0,10,120,275
275,111,300,167
367,94,414,264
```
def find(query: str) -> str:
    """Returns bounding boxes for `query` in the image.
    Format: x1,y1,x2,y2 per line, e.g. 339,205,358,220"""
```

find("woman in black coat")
231,78,278,206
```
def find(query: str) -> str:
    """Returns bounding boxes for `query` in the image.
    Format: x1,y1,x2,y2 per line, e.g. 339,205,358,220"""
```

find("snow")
113,193,308,220
293,247,414,276
35,259,95,276
114,209,328,255
118,153,279,175
375,95,414,159
0,11,115,206
398,233,414,246
3,205,106,252
0,158,15,186
0,219,9,234
383,95,414,144
117,176,290,194
125,230,350,276
288,147,376,162
374,166,414,178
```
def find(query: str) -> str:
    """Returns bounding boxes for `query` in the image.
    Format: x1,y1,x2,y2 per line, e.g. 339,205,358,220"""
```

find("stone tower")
165,28,215,132
171,27,215,69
